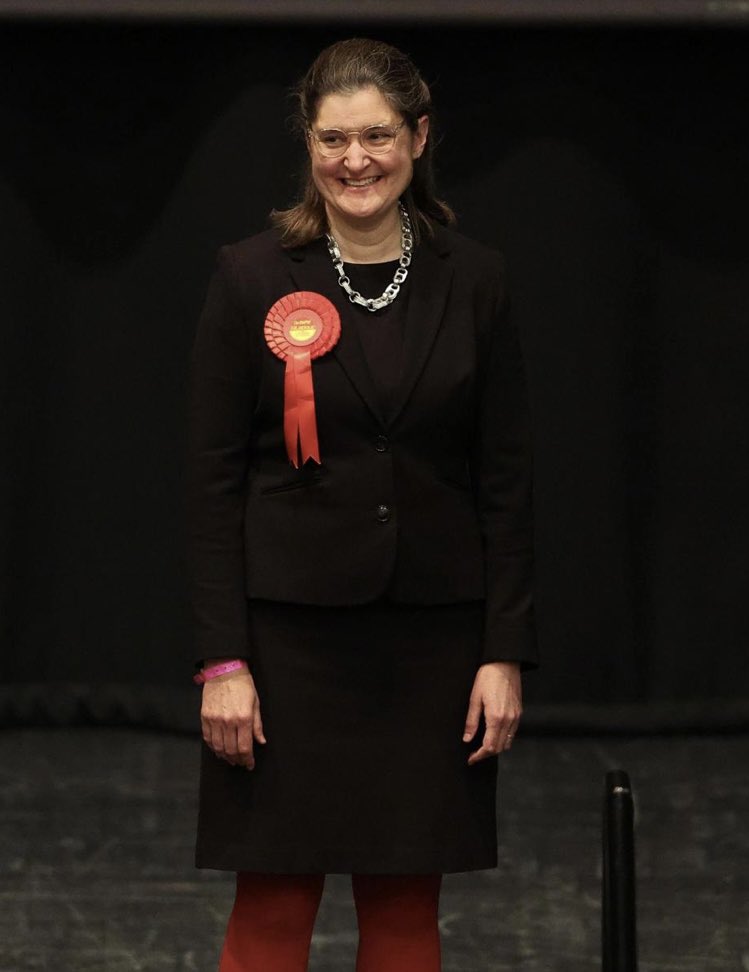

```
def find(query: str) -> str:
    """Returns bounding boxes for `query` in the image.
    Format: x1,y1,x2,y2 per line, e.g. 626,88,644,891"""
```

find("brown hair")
270,38,455,247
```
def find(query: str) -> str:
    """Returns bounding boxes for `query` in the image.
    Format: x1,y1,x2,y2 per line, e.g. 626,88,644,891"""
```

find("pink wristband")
193,659,246,685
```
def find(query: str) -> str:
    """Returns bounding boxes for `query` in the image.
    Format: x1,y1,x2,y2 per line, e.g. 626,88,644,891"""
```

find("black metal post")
602,769,638,971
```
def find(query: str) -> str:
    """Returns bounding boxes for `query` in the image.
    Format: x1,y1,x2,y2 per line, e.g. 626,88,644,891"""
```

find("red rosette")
264,292,341,468
265,290,340,360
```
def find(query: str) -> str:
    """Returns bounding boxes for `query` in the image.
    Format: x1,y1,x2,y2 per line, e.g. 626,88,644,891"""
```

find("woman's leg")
218,871,326,972
351,873,443,972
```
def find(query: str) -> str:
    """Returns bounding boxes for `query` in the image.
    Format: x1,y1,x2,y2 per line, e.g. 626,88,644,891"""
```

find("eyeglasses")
308,121,407,158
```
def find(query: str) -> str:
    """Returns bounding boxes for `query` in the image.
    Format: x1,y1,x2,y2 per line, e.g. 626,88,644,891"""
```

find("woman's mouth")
340,176,382,188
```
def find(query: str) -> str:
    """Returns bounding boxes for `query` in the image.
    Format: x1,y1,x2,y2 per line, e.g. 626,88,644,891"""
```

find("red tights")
218,871,442,972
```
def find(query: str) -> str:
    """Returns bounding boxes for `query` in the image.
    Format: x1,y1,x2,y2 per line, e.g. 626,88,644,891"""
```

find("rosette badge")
264,291,341,468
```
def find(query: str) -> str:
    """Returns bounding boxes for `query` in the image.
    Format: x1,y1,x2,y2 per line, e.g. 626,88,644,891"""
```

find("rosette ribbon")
264,291,341,467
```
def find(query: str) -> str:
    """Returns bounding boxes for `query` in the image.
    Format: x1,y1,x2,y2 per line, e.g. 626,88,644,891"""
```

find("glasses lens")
315,130,348,157
361,126,397,153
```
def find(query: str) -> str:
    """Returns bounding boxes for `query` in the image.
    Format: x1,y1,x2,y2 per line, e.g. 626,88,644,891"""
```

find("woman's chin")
333,194,397,225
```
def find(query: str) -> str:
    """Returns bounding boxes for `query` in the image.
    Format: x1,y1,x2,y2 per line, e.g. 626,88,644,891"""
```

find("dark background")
1,5,748,732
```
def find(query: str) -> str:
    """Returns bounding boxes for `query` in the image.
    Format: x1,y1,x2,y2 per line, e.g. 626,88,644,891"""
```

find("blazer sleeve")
471,253,538,669
186,246,254,670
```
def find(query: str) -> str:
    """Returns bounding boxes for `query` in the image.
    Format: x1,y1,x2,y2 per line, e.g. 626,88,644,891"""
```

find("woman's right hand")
200,664,266,770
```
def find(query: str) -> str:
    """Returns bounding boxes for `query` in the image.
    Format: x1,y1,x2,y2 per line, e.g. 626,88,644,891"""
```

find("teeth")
343,177,380,186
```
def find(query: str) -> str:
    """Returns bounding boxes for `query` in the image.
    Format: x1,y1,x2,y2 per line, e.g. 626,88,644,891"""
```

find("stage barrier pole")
602,769,638,971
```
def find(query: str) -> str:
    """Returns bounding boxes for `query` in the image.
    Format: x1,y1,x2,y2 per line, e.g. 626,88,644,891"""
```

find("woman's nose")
343,138,371,170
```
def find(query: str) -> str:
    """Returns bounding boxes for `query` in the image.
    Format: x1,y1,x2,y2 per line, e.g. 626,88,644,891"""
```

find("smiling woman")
306,86,428,248
188,35,535,972
271,37,455,255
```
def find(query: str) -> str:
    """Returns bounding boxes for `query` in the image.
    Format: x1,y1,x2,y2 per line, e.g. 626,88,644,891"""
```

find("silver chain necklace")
325,202,413,313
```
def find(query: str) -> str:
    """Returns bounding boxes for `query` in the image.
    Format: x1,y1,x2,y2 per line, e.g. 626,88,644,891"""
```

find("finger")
210,720,236,764
236,720,255,770
222,722,241,765
200,692,225,756
253,705,267,746
503,716,521,751
467,744,499,766
467,715,504,765
201,716,223,759
481,716,502,755
206,719,223,757
462,692,483,742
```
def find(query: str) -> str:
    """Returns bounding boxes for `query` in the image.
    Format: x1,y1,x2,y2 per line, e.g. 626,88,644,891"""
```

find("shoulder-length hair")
271,38,455,247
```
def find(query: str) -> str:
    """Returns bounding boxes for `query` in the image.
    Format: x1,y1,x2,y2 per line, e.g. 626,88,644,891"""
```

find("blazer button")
375,435,389,453
376,504,391,523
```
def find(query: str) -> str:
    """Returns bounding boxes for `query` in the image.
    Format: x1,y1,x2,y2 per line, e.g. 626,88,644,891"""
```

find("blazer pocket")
259,471,324,495
435,472,473,492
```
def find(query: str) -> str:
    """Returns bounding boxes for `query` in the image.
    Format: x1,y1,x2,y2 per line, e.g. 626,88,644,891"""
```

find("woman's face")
308,85,428,232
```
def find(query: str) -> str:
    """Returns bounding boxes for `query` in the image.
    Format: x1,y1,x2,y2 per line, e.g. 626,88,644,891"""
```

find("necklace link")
326,202,413,313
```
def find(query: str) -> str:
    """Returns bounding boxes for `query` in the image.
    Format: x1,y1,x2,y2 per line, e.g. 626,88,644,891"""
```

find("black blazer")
187,223,536,668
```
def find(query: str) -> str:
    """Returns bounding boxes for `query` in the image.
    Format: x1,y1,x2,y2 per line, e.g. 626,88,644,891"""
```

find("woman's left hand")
463,661,522,765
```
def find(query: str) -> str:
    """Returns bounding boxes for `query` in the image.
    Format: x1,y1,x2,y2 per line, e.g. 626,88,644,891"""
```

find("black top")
343,257,410,424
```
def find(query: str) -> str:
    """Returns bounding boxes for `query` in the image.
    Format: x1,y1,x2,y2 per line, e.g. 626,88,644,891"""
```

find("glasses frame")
308,120,407,158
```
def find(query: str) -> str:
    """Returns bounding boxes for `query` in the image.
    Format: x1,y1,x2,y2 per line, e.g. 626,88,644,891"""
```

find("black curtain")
2,20,748,731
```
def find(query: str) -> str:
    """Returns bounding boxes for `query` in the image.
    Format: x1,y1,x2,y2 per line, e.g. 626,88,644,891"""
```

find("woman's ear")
412,115,429,160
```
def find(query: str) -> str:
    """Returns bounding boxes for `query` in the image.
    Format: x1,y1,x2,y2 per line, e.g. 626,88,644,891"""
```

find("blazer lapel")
388,227,453,426
288,241,387,427
286,224,453,429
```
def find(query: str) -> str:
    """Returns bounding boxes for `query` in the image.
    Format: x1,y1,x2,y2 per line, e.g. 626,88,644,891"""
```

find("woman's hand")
463,661,522,766
200,666,266,770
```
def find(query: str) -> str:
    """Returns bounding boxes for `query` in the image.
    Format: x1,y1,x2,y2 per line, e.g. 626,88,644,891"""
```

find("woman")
187,37,536,972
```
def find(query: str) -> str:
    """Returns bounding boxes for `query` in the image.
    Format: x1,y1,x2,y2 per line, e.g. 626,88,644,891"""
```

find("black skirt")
195,598,498,874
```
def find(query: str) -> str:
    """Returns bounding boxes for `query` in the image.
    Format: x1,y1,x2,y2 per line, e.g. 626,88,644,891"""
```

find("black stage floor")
1,728,747,971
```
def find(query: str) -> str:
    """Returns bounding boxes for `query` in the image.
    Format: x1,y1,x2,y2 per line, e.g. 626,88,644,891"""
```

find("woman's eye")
364,128,391,144
319,131,346,147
